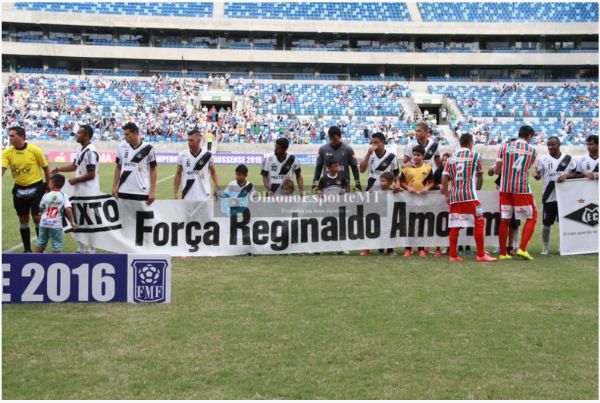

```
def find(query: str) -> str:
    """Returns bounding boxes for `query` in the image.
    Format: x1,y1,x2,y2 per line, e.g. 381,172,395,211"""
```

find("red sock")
449,227,459,258
474,216,486,257
499,219,510,255
519,210,538,252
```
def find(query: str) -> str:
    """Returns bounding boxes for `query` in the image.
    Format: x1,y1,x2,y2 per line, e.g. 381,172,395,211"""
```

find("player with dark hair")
262,138,304,196
403,122,441,170
442,133,497,262
2,126,51,253
534,136,577,255
112,122,158,205
359,132,400,191
571,134,598,180
174,129,220,201
493,125,538,260
52,124,99,253
312,125,361,193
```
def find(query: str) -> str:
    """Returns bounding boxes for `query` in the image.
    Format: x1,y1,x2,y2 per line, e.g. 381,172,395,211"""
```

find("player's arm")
402,154,411,165
112,163,121,199
2,152,8,176
493,145,503,175
173,164,183,199
492,160,502,175
475,171,483,190
359,145,375,173
52,163,76,175
65,206,78,228
261,171,271,196
441,174,450,203
42,165,51,191
312,150,324,190
348,151,362,191
316,177,324,197
147,164,157,205
68,165,95,186
209,165,220,200
295,169,304,196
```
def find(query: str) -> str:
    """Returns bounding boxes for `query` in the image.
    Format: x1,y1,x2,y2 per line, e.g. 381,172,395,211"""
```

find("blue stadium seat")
14,2,213,17
418,2,598,22
224,2,411,21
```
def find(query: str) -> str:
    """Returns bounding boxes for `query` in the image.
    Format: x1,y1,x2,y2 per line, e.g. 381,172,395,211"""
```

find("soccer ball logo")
138,264,161,285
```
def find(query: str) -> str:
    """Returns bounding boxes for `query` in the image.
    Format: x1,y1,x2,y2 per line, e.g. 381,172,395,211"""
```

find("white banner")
66,191,501,256
556,179,599,256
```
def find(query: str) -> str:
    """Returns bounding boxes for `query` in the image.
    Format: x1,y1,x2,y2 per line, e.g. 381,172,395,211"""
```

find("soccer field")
2,163,598,399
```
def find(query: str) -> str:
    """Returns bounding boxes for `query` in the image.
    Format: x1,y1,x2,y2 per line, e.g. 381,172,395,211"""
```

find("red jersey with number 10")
497,139,537,194
442,148,483,203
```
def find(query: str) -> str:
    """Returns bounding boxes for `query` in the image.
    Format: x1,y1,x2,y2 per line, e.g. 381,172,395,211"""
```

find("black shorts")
542,201,559,226
12,181,45,217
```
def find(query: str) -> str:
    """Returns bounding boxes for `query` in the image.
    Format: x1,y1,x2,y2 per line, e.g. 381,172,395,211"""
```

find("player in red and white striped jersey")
493,125,538,261
442,133,496,262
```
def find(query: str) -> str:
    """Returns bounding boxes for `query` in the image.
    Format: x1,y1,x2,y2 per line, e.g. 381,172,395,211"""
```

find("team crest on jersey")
564,203,599,228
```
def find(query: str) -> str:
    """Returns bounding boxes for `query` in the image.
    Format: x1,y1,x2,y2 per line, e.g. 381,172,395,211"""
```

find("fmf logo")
132,260,167,303
564,203,599,228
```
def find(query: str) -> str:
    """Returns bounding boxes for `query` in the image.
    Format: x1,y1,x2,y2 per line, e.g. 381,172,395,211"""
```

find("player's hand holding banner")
555,179,599,255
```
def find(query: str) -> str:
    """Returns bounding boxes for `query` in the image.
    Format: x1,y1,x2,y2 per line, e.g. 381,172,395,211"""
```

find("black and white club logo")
564,203,599,228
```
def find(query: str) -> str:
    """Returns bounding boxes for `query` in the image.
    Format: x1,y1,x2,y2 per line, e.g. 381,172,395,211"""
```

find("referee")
312,125,362,192
2,126,51,253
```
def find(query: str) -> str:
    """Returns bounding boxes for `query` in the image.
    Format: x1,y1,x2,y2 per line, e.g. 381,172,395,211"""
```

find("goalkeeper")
311,125,362,193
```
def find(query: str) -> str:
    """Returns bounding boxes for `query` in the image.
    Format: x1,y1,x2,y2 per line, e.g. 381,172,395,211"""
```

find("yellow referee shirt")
2,143,48,186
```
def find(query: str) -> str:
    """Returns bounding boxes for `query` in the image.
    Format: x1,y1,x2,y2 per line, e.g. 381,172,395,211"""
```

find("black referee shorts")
12,180,45,217
542,201,559,227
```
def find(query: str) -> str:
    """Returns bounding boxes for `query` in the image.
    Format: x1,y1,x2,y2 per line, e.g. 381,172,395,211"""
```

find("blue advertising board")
2,253,171,304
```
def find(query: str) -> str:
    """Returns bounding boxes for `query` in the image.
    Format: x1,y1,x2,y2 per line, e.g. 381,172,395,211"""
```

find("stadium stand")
429,83,599,118
14,2,214,17
223,2,411,21
418,2,599,22
452,118,598,145
2,75,428,145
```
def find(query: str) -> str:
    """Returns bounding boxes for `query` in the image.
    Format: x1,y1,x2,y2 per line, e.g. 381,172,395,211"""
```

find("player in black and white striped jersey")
403,122,441,172
173,129,220,201
261,138,304,196
359,132,400,191
51,124,99,253
111,122,157,204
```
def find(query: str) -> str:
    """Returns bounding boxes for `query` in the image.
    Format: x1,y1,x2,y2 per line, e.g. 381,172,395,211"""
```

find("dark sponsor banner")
2,253,171,304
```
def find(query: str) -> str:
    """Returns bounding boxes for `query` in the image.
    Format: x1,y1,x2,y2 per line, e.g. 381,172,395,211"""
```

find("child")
361,172,397,256
400,145,434,257
221,164,255,257
33,174,78,253
222,164,256,199
316,157,348,196
281,178,295,196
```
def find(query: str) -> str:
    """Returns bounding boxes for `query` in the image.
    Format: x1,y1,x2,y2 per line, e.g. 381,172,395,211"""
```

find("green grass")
2,162,598,399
